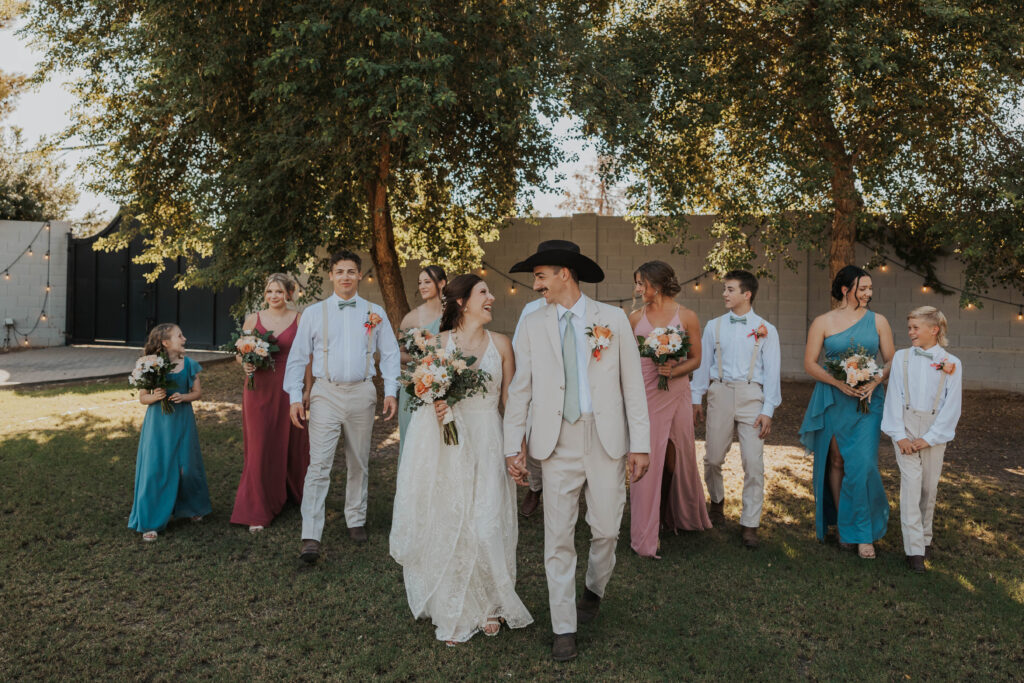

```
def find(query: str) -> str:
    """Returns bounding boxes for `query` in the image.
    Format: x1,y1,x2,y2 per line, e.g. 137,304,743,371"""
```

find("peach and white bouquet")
824,345,883,413
636,326,691,390
401,347,491,445
129,350,176,414
397,327,438,359
223,327,279,390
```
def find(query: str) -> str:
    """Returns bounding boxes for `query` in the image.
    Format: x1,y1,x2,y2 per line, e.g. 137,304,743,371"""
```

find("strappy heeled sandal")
484,617,503,636
857,543,876,560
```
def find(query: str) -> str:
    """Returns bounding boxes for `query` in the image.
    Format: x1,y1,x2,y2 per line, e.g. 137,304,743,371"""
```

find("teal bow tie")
913,347,933,359
729,315,747,324
337,299,357,310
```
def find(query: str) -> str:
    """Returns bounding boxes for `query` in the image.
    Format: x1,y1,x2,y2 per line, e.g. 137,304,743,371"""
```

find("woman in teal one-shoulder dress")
397,266,447,466
799,266,895,559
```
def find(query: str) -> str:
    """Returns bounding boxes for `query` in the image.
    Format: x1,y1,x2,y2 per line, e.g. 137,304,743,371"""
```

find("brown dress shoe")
520,489,542,518
708,500,725,525
576,587,601,624
906,555,926,573
741,525,759,549
348,526,368,544
552,633,577,662
299,539,321,564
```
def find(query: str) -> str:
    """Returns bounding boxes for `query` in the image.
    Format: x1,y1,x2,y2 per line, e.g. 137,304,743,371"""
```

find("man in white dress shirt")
504,240,650,662
511,296,547,517
881,306,962,573
691,270,782,549
284,250,400,563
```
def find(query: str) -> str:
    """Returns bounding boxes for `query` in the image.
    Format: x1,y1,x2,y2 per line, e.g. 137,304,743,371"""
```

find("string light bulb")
1018,306,1023,322
880,264,889,272
44,251,50,260
921,285,929,293
45,223,50,231
694,281,701,292
510,284,517,294
40,312,47,321
3,271,9,280
27,247,33,256
45,284,51,292
480,268,487,276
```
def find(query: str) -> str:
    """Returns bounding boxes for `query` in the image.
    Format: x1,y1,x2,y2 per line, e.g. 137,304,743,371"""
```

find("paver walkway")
0,345,231,386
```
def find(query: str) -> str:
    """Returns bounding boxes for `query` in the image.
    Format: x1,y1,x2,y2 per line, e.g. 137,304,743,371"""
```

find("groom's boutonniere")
365,312,383,335
747,323,768,341
585,324,613,361
930,358,956,375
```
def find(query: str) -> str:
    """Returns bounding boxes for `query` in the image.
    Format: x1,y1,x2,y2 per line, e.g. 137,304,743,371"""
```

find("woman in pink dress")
231,273,311,532
628,261,712,558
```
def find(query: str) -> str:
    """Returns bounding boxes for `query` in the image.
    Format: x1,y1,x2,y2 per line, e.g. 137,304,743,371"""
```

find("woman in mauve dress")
628,261,712,559
230,273,311,532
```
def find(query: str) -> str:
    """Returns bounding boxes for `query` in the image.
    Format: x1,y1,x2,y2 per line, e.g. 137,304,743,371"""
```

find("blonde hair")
265,273,297,301
907,306,949,347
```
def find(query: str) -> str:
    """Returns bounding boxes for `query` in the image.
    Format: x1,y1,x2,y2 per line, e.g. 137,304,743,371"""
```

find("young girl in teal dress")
128,323,211,541
800,266,895,559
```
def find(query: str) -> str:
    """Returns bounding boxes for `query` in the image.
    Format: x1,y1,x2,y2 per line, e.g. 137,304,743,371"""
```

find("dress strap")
255,311,263,331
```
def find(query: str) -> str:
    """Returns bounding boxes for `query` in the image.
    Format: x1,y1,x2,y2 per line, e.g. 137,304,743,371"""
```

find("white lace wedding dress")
389,333,533,642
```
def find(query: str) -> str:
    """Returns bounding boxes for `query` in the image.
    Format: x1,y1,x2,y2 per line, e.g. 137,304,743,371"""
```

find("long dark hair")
422,265,447,300
831,265,870,309
143,323,178,356
440,274,483,332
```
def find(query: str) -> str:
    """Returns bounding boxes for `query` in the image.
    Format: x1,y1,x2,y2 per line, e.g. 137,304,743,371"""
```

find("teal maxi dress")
799,311,889,543
128,356,212,532
397,316,442,467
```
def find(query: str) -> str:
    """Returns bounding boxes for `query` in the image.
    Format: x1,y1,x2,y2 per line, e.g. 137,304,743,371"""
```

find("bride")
389,273,533,644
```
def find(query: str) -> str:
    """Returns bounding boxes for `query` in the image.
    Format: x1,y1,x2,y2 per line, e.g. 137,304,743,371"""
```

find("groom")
503,240,650,662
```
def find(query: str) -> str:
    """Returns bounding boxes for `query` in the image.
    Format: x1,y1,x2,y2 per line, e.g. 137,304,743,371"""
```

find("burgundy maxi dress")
230,313,310,527
630,309,712,557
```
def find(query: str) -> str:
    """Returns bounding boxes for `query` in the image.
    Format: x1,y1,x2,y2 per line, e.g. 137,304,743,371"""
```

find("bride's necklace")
452,329,487,360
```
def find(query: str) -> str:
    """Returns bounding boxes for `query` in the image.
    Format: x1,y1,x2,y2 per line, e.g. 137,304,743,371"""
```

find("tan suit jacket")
504,296,650,459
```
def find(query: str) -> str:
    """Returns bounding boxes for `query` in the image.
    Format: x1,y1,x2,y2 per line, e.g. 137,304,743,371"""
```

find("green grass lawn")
1,363,1022,680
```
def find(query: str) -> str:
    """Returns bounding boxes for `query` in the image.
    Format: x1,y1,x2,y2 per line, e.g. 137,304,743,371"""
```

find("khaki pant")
893,441,946,556
541,413,626,635
703,381,765,527
301,379,376,541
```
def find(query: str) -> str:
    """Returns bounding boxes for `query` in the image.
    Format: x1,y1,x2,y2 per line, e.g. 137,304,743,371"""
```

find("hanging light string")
480,260,713,306
1,221,48,278
2,221,53,348
873,252,1023,316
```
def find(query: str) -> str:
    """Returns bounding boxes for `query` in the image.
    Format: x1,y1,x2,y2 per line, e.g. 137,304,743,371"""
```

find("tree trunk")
829,157,861,307
367,138,410,326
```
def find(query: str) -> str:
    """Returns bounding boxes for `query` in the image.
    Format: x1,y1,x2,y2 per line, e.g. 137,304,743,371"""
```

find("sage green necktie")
562,310,581,424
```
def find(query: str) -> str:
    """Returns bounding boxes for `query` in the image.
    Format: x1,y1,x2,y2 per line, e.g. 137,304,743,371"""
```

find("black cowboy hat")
509,239,605,283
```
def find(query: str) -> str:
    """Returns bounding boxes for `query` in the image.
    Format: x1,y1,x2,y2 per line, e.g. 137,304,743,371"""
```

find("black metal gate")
67,216,240,349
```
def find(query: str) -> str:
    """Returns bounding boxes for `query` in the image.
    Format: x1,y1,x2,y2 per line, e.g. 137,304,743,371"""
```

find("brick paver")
0,345,231,386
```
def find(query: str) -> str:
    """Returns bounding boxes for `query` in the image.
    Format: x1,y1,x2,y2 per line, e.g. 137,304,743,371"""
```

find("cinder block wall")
313,214,1024,393
0,220,70,349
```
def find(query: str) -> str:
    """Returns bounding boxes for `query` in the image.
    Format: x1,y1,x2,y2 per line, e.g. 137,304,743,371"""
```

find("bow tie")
337,299,357,310
913,347,933,359
729,315,747,324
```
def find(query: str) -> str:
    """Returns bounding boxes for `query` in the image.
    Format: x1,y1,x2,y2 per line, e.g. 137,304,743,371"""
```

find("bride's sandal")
857,543,876,560
484,617,502,637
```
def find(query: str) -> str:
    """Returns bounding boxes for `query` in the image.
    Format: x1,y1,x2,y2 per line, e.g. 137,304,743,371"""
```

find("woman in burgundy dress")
231,273,311,532
628,261,712,558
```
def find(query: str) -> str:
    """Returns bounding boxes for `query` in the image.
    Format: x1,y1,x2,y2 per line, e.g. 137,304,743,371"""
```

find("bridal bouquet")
401,348,491,445
824,345,883,413
637,326,691,390
223,327,278,390
397,327,438,359
129,350,176,414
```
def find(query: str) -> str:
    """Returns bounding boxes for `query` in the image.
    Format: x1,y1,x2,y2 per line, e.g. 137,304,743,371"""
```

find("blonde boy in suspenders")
284,250,400,564
881,306,962,573
692,270,782,549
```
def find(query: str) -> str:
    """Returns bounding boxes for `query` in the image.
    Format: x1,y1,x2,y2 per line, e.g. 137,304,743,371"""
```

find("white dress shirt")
283,293,401,403
690,309,782,417
881,345,962,446
512,297,547,347
556,294,594,414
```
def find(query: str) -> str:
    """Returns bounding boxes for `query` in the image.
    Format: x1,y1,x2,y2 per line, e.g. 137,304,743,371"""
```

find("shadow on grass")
2,391,1023,679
